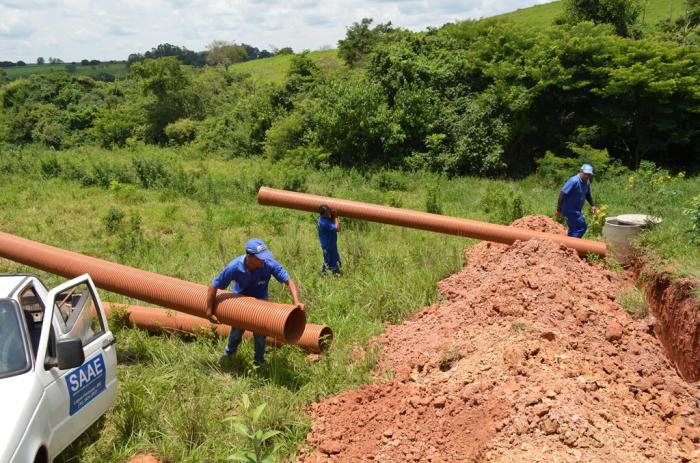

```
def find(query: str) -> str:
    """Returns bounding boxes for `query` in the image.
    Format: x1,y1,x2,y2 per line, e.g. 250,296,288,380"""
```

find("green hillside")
4,61,128,81
229,49,343,84
497,0,688,28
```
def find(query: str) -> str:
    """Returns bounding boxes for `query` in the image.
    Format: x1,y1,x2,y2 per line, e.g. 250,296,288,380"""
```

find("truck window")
0,300,31,378
55,283,105,346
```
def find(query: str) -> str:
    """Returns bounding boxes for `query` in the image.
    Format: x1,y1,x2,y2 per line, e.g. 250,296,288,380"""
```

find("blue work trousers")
225,328,266,365
564,210,587,238
321,245,341,274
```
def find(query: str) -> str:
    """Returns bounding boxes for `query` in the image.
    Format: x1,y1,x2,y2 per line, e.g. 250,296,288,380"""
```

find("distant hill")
4,61,128,81
228,49,343,84
495,0,688,28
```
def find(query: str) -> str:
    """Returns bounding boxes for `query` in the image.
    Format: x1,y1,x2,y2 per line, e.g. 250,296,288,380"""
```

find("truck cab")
0,274,117,462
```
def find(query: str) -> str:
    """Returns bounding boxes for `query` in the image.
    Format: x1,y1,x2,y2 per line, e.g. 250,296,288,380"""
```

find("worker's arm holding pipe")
332,208,341,232
286,279,305,312
206,284,219,323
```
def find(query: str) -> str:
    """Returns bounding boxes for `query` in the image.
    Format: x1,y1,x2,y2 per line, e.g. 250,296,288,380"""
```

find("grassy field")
0,144,698,461
229,49,343,85
496,0,688,28
3,62,129,81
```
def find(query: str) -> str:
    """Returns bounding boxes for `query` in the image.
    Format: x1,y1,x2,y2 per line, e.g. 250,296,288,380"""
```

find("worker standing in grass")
318,204,341,275
556,164,598,238
205,238,305,367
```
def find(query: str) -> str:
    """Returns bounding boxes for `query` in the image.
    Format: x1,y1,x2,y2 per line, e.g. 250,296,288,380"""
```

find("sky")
0,0,551,63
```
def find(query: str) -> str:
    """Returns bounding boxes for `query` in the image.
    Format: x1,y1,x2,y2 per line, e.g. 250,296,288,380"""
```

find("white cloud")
0,6,33,38
0,0,555,61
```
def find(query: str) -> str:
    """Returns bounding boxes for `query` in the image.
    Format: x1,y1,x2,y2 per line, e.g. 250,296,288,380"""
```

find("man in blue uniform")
556,164,598,238
317,205,341,275
205,238,305,366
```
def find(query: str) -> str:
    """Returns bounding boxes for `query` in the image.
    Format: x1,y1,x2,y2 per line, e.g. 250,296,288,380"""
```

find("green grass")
0,144,697,461
229,50,343,85
495,0,688,28
3,62,129,81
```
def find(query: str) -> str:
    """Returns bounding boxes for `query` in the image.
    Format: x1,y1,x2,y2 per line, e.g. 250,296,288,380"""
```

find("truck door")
36,274,117,458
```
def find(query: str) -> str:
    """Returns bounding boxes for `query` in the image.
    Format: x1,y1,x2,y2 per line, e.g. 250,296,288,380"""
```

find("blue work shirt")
560,174,591,213
317,216,338,249
211,255,290,300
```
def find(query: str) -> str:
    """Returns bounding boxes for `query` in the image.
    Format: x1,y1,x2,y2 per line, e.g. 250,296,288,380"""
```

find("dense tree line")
1,4,699,174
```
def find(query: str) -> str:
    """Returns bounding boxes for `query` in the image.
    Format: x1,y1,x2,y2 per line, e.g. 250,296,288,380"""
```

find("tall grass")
0,143,697,461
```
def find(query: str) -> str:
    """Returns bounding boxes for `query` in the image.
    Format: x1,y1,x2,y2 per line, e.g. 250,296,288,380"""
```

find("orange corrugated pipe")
0,231,305,343
258,187,607,257
103,303,333,354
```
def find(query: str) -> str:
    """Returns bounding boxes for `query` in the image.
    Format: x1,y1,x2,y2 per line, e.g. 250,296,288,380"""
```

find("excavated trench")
633,262,700,383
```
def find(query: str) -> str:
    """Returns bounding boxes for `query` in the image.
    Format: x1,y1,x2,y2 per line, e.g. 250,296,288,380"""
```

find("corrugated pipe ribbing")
258,187,607,257
103,303,332,354
0,231,305,342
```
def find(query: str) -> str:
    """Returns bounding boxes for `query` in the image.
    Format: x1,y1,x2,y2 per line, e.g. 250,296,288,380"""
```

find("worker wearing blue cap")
205,238,305,366
556,164,598,238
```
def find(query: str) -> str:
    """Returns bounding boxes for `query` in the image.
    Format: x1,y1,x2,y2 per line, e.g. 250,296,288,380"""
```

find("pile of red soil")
299,216,700,462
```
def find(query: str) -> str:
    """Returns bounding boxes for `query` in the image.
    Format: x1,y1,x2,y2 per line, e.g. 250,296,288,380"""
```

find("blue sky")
0,0,551,62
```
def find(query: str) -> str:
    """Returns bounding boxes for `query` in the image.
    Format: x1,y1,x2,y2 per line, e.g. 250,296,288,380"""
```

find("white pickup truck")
0,273,117,463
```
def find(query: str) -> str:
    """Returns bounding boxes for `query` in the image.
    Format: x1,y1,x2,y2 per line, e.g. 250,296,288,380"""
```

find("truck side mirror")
53,337,85,370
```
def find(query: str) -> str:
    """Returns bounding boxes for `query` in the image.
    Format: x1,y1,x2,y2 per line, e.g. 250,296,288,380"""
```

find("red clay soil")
299,216,700,463
639,269,700,382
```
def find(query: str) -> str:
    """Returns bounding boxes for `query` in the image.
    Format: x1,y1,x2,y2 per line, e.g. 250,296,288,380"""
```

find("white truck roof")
0,275,32,299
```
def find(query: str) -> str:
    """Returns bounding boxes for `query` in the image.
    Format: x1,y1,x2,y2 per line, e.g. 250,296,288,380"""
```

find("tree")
564,0,641,36
337,18,393,67
48,57,63,64
206,40,247,66
36,57,45,65
129,57,201,143
81,59,90,65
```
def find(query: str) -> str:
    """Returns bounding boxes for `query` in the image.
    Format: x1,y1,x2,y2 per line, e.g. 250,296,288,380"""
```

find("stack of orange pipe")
103,303,332,354
0,231,305,342
258,187,607,257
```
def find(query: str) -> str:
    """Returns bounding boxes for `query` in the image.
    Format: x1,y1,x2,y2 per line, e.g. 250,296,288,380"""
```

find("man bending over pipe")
556,164,598,238
206,238,305,367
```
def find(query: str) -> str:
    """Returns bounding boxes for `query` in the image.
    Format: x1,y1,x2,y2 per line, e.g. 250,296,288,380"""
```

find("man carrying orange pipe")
206,238,305,367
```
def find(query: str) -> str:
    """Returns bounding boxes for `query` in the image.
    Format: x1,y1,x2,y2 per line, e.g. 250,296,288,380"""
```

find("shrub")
103,207,125,234
165,118,199,145
683,194,700,243
372,170,409,191
425,184,442,214
263,113,304,161
481,185,530,225
93,104,145,148
625,161,683,216
535,144,627,186
40,156,62,179
132,156,169,189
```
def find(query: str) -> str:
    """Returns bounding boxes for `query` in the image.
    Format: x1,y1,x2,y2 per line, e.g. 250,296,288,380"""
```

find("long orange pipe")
0,231,305,342
103,303,332,354
258,187,607,257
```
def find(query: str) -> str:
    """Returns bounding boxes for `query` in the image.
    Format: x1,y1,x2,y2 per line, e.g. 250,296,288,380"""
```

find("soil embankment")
300,216,700,462
638,267,700,382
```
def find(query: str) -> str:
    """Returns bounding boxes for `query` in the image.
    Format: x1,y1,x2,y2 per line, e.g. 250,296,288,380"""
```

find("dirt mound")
299,216,700,462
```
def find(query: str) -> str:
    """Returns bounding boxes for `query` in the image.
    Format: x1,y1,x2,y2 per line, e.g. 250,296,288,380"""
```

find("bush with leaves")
535,144,627,186
683,194,700,243
226,394,281,463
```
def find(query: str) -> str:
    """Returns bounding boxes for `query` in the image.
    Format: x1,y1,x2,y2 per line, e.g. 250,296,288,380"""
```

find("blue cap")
245,238,273,261
581,164,594,175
